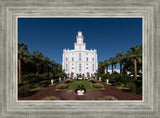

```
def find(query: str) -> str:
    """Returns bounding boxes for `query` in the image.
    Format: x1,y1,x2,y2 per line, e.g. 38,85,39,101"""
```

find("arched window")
66,64,68,71
86,57,88,61
79,64,81,72
92,64,94,71
79,53,81,61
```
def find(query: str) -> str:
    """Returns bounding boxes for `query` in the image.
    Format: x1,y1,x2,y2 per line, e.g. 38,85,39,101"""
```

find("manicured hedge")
56,84,69,90
93,83,104,89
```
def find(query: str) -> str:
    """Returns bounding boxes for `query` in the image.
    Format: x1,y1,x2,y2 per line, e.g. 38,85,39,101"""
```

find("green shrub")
135,80,142,95
88,79,96,84
30,83,40,89
38,80,50,87
56,84,69,90
128,83,136,94
65,79,73,84
93,83,104,89
107,83,112,85
96,96,118,100
41,96,60,100
39,73,48,80
116,86,125,89
22,73,37,84
31,87,41,92
18,84,31,97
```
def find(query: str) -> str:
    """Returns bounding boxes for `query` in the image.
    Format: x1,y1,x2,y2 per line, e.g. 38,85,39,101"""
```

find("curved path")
19,80,142,100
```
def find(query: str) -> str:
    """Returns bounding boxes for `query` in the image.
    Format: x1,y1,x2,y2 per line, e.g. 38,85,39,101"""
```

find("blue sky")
18,18,142,69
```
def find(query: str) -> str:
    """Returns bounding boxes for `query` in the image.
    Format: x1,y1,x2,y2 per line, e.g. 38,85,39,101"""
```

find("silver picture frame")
0,0,159,118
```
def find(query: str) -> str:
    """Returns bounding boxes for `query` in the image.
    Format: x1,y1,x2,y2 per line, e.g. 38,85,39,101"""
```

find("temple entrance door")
71,72,74,79
87,72,90,78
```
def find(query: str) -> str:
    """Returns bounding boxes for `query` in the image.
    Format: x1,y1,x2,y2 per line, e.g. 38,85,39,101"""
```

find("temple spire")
76,30,84,44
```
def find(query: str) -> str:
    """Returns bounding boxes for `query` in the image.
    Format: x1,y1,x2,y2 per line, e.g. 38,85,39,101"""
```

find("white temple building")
62,30,98,78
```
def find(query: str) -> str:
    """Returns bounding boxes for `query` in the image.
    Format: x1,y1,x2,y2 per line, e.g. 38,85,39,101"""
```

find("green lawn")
67,80,95,90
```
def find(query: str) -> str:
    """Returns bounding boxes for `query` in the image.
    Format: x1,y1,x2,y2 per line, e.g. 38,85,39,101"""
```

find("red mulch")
18,80,142,100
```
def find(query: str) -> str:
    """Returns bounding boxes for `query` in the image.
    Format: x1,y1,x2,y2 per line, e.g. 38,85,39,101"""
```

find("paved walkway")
19,80,142,100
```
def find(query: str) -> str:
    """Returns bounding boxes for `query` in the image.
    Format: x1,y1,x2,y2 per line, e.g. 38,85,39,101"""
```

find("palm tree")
104,59,110,73
116,52,125,74
109,57,117,74
42,56,50,79
50,60,56,73
32,50,44,76
42,56,50,73
98,61,105,75
18,42,29,84
127,45,142,80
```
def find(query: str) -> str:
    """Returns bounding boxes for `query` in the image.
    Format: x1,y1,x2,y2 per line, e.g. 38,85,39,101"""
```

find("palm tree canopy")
32,50,44,64
127,45,142,63
104,59,110,66
116,51,125,63
42,56,50,64
18,42,30,59
109,57,117,64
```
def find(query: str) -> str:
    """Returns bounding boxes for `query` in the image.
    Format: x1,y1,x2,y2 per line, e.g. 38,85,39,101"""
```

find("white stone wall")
62,30,98,78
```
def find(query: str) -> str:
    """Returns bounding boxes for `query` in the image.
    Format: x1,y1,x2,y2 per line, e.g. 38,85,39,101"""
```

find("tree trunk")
46,65,49,79
18,58,22,84
134,59,137,80
52,65,53,73
36,63,39,76
107,66,108,72
112,64,113,73
120,63,122,74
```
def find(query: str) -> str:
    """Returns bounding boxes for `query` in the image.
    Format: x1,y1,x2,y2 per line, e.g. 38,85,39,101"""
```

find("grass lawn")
67,80,95,90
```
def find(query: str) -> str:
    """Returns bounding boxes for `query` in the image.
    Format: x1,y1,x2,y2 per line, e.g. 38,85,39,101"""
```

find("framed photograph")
18,17,142,101
0,0,159,118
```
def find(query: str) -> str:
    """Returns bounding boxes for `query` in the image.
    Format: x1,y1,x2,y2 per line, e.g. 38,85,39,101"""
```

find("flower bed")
88,79,97,84
65,79,73,84
93,83,104,89
75,84,86,93
56,84,69,90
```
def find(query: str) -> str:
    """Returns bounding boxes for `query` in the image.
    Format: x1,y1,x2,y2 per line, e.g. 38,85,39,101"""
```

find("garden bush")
41,96,60,100
31,87,41,92
39,73,48,80
56,84,69,90
135,80,142,95
65,79,73,84
88,79,96,84
18,84,31,97
30,83,40,89
22,73,37,84
38,80,50,87
128,83,136,94
93,83,104,89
